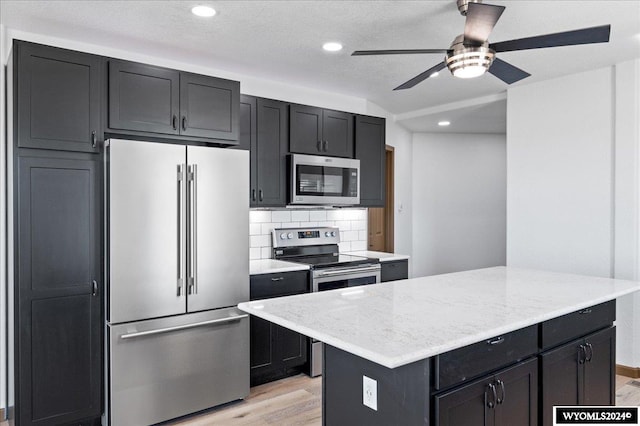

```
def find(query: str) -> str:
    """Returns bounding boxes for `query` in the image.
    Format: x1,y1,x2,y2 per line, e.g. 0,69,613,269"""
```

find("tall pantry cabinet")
8,41,103,425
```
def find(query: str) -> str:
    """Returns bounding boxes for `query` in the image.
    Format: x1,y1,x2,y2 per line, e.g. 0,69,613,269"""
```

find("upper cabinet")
355,115,386,207
108,60,240,143
14,41,103,153
289,104,353,158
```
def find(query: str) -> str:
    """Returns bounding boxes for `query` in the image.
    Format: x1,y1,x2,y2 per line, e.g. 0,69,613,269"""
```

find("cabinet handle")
485,383,497,408
578,344,586,364
585,342,593,362
173,115,178,130
271,277,284,282
323,140,328,152
252,189,256,202
259,189,263,201
487,336,505,345
317,140,322,152
91,131,97,148
496,379,505,405
182,116,187,131
92,280,98,297
579,308,592,315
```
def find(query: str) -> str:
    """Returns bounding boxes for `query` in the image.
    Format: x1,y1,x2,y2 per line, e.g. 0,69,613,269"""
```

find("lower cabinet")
381,259,408,282
540,326,615,426
434,357,538,426
250,271,309,386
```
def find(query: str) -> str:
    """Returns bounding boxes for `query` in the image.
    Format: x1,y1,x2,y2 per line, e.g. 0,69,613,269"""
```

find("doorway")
368,145,394,252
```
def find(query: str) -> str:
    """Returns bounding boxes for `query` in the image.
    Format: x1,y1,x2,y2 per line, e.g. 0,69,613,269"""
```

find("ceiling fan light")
452,64,488,79
446,36,495,79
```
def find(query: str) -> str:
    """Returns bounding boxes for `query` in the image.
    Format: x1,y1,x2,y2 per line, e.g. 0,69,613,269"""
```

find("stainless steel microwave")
289,154,360,205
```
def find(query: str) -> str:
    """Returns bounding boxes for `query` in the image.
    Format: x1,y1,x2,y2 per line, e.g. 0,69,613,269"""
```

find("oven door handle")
314,265,381,278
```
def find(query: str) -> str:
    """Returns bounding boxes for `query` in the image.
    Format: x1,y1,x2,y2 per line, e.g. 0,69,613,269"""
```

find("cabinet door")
355,115,385,206
540,339,582,426
289,104,323,155
108,60,180,135
239,95,258,205
434,375,494,426
180,73,239,141
494,358,537,426
255,98,288,207
583,327,615,406
381,260,408,282
278,325,308,369
16,42,101,153
322,109,354,158
250,316,275,379
17,155,101,425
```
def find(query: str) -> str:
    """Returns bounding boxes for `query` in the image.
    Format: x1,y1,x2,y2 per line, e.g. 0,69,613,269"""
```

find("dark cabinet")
13,41,102,153
250,271,309,385
541,326,615,426
355,115,385,207
252,98,288,207
108,60,239,142
380,260,408,282
435,358,537,426
290,104,353,158
16,154,102,425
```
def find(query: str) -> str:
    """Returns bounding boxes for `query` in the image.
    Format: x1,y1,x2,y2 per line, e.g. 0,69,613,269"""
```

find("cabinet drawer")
434,325,538,390
540,300,615,350
381,260,408,282
250,271,309,300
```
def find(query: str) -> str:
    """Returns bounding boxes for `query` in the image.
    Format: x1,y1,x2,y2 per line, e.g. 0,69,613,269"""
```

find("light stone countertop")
347,250,410,262
249,259,310,275
239,266,640,368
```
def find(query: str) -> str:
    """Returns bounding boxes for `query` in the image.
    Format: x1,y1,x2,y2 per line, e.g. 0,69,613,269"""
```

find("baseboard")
617,364,640,378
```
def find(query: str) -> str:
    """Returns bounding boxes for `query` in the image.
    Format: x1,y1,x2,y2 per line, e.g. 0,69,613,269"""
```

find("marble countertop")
347,250,410,262
239,266,640,368
250,259,310,275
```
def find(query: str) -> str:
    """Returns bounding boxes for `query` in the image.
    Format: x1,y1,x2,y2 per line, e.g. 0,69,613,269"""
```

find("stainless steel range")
272,226,380,377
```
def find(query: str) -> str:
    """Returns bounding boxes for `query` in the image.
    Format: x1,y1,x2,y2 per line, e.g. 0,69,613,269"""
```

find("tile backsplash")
249,208,368,260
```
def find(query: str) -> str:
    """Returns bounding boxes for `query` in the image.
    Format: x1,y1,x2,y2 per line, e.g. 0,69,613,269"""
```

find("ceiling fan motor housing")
446,34,495,78
456,0,483,16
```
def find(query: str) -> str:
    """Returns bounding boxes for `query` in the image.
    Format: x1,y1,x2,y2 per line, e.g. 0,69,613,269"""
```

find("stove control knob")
287,232,294,239
331,231,336,237
280,233,287,240
325,232,331,237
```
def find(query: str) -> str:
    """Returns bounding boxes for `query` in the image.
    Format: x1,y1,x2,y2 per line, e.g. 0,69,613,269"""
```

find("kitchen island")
238,267,640,425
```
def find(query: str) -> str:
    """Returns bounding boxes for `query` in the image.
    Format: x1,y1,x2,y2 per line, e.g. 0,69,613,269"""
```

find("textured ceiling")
1,0,639,120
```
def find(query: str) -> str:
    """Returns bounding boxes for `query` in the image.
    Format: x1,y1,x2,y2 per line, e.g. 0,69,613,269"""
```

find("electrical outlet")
363,375,377,411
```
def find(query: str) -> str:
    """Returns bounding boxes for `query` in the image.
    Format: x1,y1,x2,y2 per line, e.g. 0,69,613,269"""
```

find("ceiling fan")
352,0,611,90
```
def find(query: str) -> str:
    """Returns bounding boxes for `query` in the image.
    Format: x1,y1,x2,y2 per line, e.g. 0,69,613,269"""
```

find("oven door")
309,264,380,377
312,265,381,292
290,154,360,205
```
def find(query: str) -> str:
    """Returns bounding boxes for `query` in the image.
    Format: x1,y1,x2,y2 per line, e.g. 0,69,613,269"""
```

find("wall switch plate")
363,375,378,411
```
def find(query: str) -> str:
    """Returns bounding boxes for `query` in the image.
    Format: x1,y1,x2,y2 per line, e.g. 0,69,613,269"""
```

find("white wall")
411,133,506,277
507,62,640,368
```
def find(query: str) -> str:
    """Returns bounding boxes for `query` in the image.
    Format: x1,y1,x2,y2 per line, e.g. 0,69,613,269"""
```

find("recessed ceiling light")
430,72,439,78
438,121,451,126
323,42,343,52
192,5,216,17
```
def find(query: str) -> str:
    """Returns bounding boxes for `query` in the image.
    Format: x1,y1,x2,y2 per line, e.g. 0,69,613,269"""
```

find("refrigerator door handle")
187,164,198,295
177,164,185,296
119,314,248,340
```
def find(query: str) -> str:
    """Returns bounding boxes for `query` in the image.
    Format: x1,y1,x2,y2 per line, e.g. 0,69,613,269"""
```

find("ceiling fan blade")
488,58,531,84
490,25,610,53
352,49,449,56
393,61,447,90
464,2,506,45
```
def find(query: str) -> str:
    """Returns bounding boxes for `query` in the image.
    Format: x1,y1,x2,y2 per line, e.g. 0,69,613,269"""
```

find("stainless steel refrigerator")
105,139,249,426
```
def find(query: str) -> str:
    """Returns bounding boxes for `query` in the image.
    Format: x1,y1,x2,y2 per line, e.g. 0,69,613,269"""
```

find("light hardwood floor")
1,374,637,426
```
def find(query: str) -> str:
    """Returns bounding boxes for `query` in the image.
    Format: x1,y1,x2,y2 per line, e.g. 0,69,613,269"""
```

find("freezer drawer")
108,308,249,426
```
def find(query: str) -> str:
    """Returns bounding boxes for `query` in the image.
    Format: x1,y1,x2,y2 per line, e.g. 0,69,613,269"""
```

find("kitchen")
0,1,639,425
